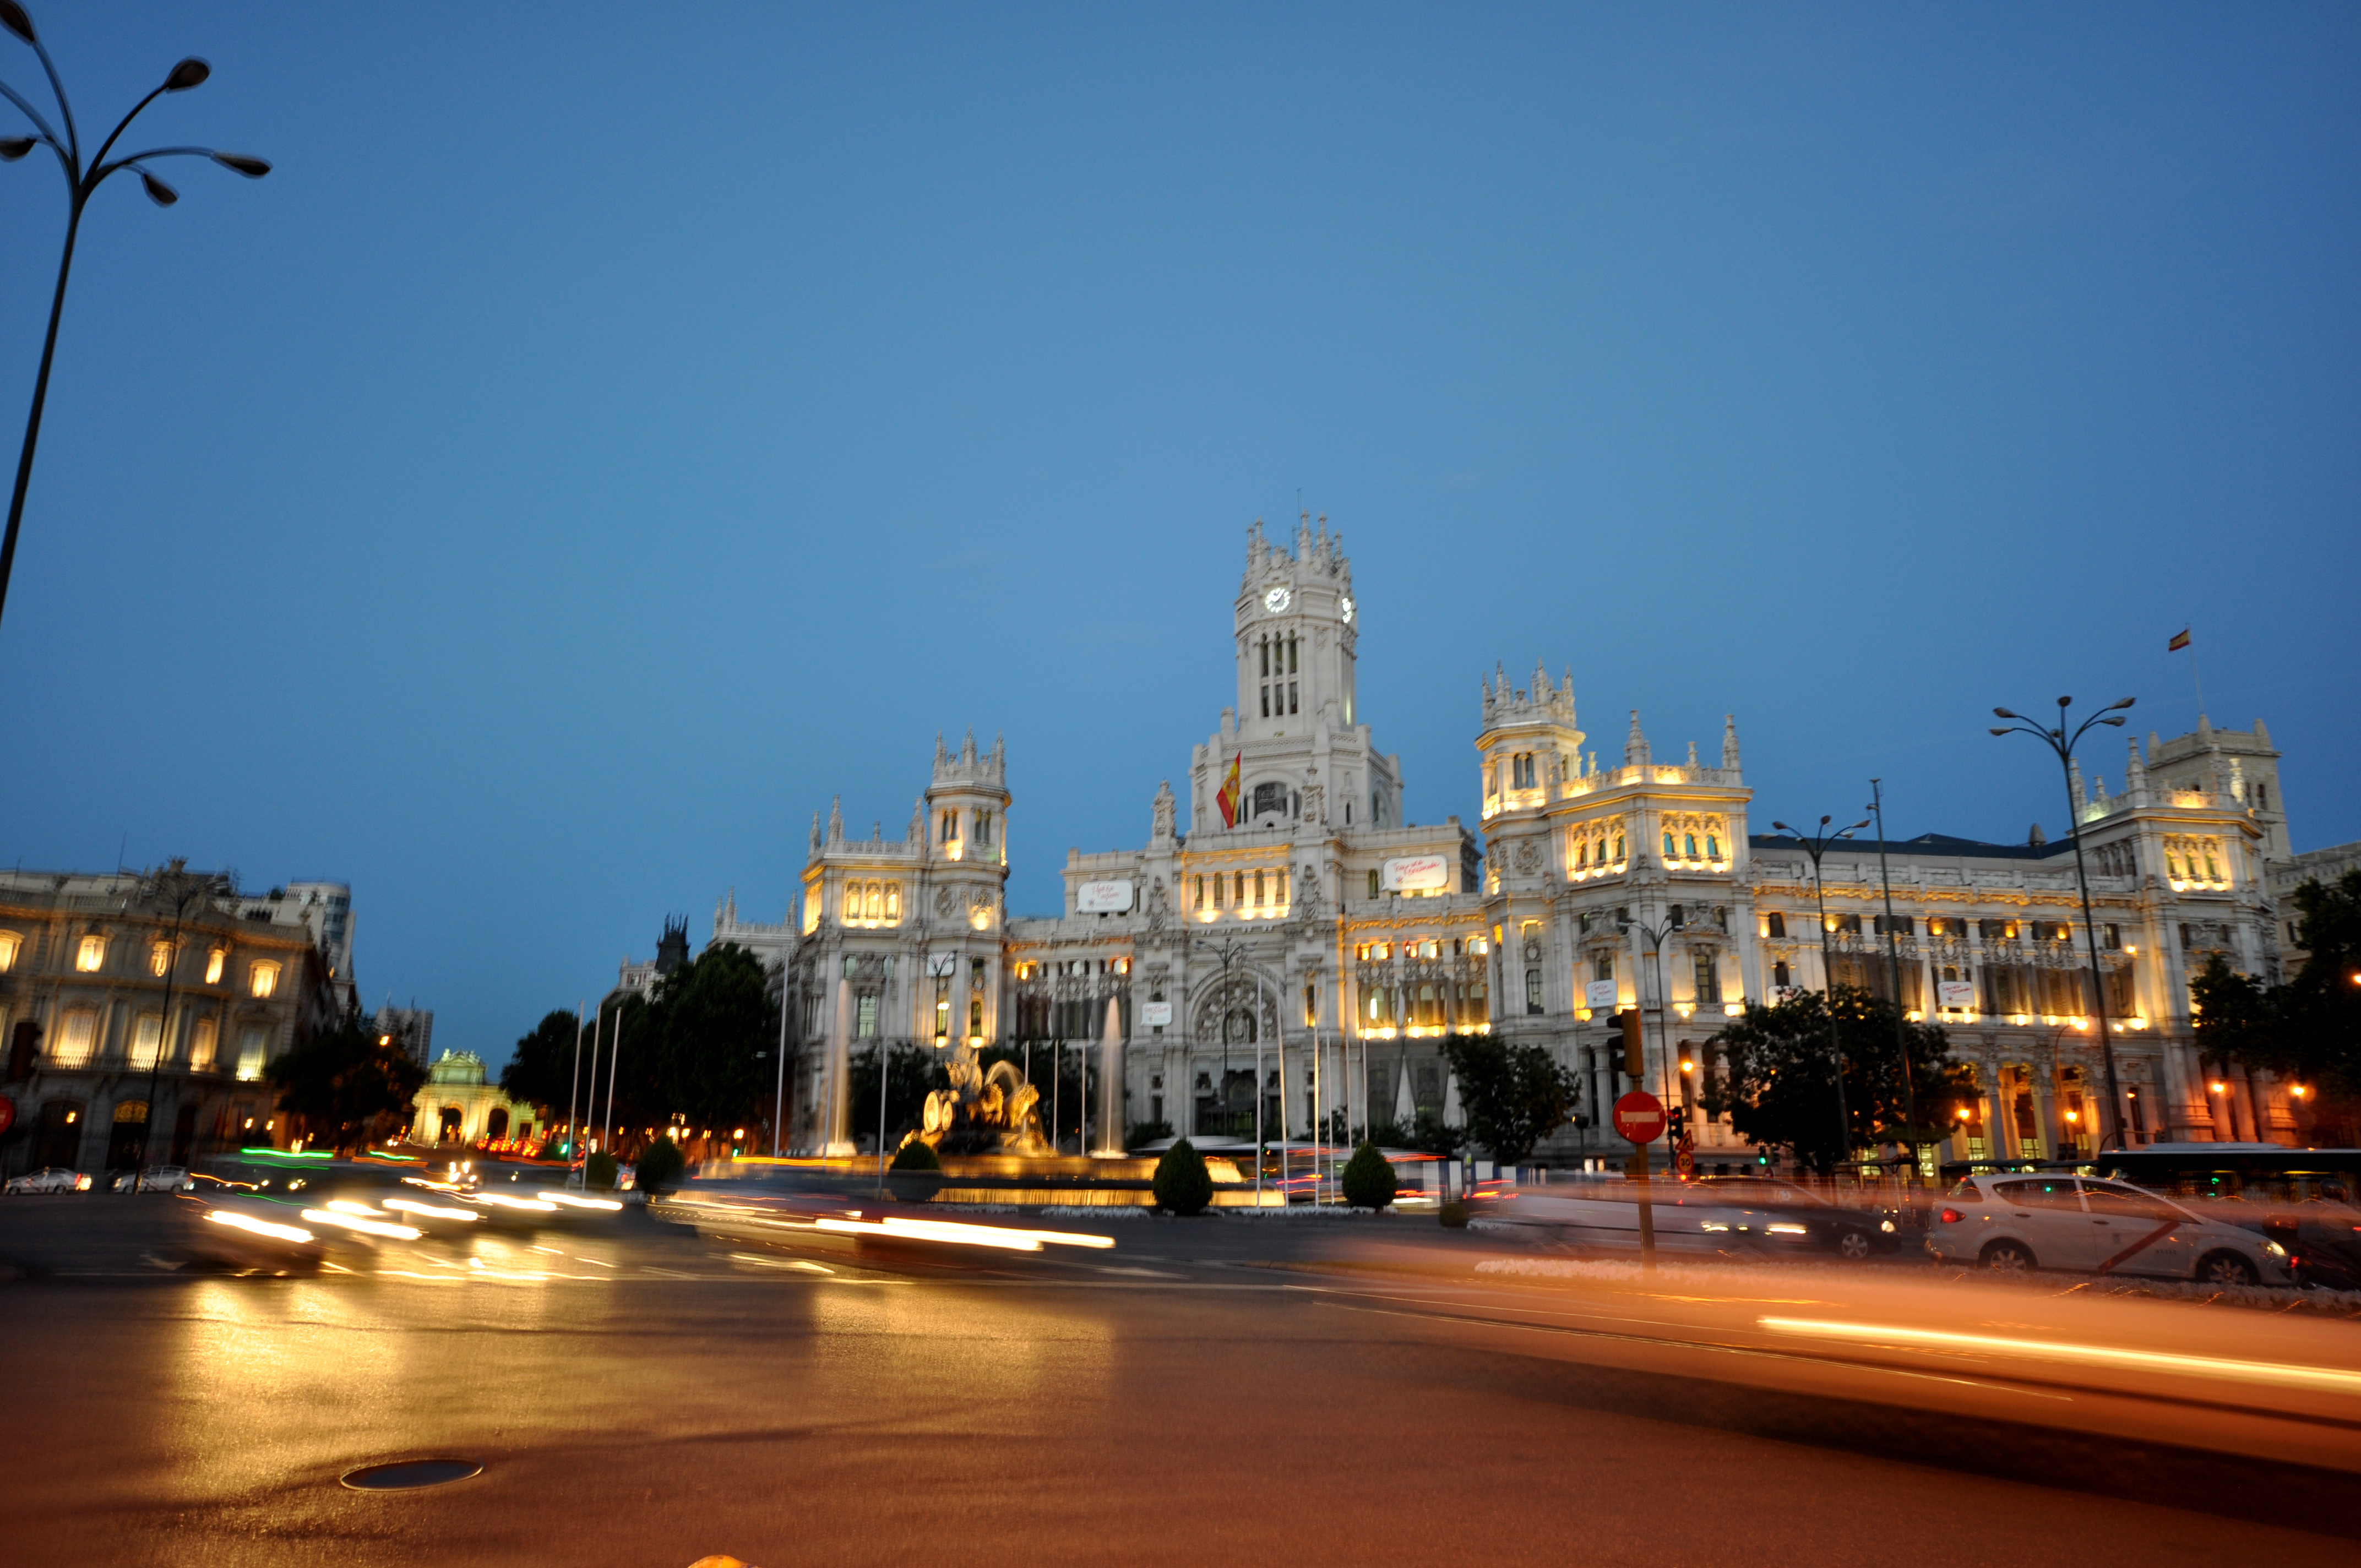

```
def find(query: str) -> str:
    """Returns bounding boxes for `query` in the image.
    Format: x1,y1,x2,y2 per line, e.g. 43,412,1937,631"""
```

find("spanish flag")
1216,751,1243,827
2168,628,2191,652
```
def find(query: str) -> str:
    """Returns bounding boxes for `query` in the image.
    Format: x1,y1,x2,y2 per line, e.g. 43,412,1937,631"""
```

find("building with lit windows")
733,522,2315,1163
0,863,347,1178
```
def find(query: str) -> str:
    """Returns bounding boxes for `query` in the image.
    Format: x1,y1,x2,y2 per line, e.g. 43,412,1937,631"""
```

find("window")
189,1016,218,1072
75,934,106,972
1705,835,1721,859
935,979,950,1039
1765,912,1786,939
1829,914,1861,935
249,961,281,999
236,1027,268,1081
1593,955,1614,983
1684,833,1698,858
204,948,226,984
1525,968,1543,1015
884,884,901,921
1772,960,1791,988
941,810,960,844
1192,875,1205,911
0,931,18,972
1303,984,1318,1026
976,809,993,848
1664,831,1677,858
55,1008,100,1067
1253,869,1265,906
131,1012,167,1069
149,940,174,977
857,995,879,1038
1367,869,1381,899
969,997,983,1038
1232,872,1245,905
1613,831,1625,860
1694,954,1721,1004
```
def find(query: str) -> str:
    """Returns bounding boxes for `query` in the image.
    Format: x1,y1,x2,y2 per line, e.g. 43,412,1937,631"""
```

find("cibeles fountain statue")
904,1042,1052,1157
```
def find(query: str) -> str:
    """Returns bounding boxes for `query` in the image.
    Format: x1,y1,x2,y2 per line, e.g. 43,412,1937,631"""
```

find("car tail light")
1939,1207,1962,1224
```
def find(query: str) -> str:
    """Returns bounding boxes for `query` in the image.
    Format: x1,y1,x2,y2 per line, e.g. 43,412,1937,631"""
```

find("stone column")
823,977,854,1156
2033,1063,2063,1161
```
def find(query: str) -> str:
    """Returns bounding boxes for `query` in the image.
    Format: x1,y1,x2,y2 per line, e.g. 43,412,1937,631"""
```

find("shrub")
634,1139,686,1194
1152,1139,1212,1216
1438,1200,1470,1229
585,1151,618,1191
1341,1142,1398,1210
1127,1119,1176,1152
890,1138,942,1172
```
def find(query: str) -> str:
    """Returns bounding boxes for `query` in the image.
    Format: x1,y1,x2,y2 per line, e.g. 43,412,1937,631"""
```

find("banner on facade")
1140,1001,1173,1028
1936,979,1976,1011
1075,879,1134,913
1381,854,1452,893
1584,979,1620,1011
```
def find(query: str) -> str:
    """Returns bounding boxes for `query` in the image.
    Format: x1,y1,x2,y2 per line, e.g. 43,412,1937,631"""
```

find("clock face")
1263,586,1292,613
1339,595,1355,624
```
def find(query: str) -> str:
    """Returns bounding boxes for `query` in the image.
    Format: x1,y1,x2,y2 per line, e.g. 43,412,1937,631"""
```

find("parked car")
1690,1176,1903,1260
138,1166,193,1193
4,1167,90,1194
1925,1173,2295,1286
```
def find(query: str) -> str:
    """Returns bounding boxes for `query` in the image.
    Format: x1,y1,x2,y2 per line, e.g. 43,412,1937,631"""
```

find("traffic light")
1755,1147,1773,1167
1666,1104,1687,1139
1618,1009,1643,1077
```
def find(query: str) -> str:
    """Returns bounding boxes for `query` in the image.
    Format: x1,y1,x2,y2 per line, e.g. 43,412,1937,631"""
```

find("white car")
138,1166,193,1193
1926,1173,2294,1286
4,1167,89,1194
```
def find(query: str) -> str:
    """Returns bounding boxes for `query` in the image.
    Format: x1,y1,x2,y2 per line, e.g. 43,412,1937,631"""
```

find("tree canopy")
2193,870,2361,1141
1438,1033,1579,1164
1702,986,1972,1172
269,1007,428,1153
501,1009,582,1113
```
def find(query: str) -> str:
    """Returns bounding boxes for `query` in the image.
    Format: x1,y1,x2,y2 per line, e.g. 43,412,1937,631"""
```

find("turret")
1476,661,1583,815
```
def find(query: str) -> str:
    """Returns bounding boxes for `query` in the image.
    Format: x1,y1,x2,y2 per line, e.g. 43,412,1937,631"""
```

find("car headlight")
2264,1239,2288,1258
1880,1219,1896,1233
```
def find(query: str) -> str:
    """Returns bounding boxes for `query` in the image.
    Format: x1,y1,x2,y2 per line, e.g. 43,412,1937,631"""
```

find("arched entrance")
485,1107,509,1143
438,1106,463,1142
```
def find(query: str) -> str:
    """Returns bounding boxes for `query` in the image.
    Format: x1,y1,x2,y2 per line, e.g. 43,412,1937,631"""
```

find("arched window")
1613,831,1625,860
884,884,901,921
1664,831,1677,857
1253,869,1266,906
1705,835,1721,859
1684,833,1698,858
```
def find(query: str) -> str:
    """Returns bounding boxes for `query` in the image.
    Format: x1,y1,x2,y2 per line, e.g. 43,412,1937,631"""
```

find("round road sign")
0,1095,14,1138
1612,1091,1666,1144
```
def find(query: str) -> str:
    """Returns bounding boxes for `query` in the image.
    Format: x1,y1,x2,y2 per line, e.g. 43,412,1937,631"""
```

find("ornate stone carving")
1513,839,1543,875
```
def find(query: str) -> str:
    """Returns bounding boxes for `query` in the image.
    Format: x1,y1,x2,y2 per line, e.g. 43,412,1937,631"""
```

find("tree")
1439,1033,1579,1164
267,1008,427,1153
1368,1112,1465,1158
648,944,778,1137
2191,872,2361,1142
1341,1141,1398,1208
1152,1139,1212,1215
1704,986,1972,1173
501,1010,581,1116
634,1138,686,1194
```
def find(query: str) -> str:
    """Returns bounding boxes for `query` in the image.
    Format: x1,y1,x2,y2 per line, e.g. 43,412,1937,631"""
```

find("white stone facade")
732,524,2314,1161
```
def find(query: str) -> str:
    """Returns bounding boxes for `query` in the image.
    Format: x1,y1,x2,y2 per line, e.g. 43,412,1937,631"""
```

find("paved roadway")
2,1195,2357,1568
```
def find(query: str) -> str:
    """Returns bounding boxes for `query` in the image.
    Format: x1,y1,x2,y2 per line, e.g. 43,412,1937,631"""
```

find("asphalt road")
3,1195,2358,1568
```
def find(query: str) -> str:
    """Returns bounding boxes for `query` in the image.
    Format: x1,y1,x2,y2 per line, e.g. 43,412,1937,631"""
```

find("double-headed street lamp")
1615,905,1683,1113
1992,695,2135,1152
1771,814,1870,1166
0,2,270,633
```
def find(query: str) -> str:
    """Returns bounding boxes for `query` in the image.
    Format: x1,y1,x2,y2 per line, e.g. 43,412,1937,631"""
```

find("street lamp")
1770,814,1872,1169
1615,905,1683,1117
1865,780,1923,1188
1991,695,2135,1151
131,861,213,1184
0,3,270,633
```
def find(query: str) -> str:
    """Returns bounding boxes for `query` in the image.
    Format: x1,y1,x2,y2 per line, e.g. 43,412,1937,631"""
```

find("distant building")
2270,840,2361,972
0,862,346,1176
373,1003,434,1068
714,525,2326,1162
406,1049,538,1148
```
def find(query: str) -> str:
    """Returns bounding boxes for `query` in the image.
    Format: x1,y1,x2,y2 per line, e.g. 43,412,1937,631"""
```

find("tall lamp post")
1615,905,1684,1113
1770,815,1871,1170
1991,695,2135,1152
132,862,211,1184
1865,780,1921,1186
0,3,270,633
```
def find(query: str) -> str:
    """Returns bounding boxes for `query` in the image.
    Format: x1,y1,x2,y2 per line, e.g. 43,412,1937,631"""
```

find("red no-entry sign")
1613,1091,1666,1144
0,1096,14,1138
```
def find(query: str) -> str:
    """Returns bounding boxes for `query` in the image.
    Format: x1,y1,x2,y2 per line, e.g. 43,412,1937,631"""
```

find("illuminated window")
1684,833,1698,858
1664,831,1677,858
236,1026,268,1081
0,932,18,972
249,961,281,999
935,979,950,1039
1193,875,1205,910
132,1012,167,1069
884,884,901,921
1253,869,1266,906
1706,835,1721,859
205,948,225,984
865,884,882,920
75,935,106,972
189,1016,219,1072
55,1008,100,1066
150,940,174,977
1613,831,1625,859
857,995,878,1037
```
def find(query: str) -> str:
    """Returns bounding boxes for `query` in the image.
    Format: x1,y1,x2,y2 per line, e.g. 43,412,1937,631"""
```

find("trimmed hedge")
634,1139,686,1194
585,1151,618,1191
890,1138,943,1172
1341,1142,1398,1210
1152,1139,1213,1216
1438,1200,1470,1229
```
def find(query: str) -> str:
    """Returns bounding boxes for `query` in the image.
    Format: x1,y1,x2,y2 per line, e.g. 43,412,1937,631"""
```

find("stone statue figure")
906,1043,1051,1157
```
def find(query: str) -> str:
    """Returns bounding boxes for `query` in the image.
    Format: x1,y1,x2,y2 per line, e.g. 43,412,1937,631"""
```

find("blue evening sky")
2,4,2354,1065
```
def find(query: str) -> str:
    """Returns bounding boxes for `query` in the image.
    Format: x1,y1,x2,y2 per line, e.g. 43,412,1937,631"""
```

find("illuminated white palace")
722,520,2306,1164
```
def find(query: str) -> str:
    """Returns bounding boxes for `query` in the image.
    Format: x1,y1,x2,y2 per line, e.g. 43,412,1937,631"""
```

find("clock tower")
1190,513,1401,834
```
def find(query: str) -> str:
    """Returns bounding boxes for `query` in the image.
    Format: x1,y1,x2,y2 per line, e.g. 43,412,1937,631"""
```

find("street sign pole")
1612,1086,1667,1274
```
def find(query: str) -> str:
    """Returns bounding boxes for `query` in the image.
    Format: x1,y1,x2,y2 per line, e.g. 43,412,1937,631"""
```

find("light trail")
1758,1317,2361,1396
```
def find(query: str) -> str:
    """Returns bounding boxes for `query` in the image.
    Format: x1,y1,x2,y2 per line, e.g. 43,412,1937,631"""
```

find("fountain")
904,1043,1051,1157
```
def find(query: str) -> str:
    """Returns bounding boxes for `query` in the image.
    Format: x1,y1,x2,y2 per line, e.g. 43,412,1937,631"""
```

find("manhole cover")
340,1459,482,1490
